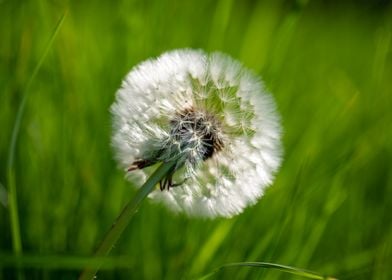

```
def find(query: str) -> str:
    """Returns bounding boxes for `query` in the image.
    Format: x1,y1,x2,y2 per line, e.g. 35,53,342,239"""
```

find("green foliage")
1,0,391,279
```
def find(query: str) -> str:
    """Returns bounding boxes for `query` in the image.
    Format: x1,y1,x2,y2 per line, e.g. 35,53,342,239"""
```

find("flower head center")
170,107,224,161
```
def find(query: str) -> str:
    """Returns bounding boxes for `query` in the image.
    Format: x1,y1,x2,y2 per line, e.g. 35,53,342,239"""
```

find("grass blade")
0,254,133,270
197,262,337,280
6,10,67,256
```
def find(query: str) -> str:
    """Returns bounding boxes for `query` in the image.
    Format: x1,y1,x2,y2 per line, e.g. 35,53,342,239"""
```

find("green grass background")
1,0,392,279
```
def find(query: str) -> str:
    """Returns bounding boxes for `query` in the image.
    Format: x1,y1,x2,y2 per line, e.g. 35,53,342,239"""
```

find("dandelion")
111,49,282,218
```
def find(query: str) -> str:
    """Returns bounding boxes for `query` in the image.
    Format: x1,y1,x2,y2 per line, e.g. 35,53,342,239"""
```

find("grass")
1,0,391,279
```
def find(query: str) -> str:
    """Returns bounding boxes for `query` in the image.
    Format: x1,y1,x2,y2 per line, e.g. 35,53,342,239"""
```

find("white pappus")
111,49,282,218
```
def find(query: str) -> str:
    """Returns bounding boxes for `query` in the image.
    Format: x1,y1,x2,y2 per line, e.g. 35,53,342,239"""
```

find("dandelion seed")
111,49,282,218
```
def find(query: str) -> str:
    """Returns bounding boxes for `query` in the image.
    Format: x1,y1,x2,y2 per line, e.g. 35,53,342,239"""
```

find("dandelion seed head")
111,49,282,218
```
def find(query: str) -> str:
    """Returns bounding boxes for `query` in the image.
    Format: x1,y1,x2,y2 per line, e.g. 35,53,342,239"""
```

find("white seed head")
111,49,282,218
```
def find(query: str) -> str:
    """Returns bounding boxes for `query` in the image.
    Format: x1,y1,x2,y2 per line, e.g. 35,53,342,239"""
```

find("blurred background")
1,0,391,279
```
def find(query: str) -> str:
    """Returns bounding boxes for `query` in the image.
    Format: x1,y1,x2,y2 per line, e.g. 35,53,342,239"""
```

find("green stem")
79,161,176,280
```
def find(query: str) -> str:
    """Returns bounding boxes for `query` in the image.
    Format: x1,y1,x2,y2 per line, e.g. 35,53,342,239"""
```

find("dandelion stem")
79,160,176,280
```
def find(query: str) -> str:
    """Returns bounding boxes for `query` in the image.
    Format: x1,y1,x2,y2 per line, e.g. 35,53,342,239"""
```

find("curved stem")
6,12,67,280
197,262,333,280
79,161,176,280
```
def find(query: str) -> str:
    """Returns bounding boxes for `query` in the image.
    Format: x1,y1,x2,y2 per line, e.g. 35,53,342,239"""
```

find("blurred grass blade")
0,182,8,208
197,262,337,280
6,10,67,256
0,253,133,270
7,10,68,173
